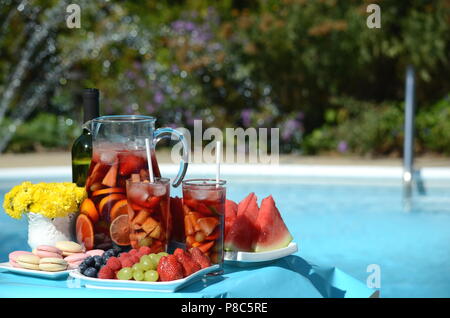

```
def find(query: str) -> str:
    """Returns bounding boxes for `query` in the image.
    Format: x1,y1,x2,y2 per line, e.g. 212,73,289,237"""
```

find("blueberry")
102,254,111,265
83,267,98,278
93,255,103,269
83,256,95,267
78,263,88,273
104,249,115,257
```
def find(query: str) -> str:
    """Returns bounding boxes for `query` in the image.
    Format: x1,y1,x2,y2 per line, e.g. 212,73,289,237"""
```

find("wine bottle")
71,88,100,187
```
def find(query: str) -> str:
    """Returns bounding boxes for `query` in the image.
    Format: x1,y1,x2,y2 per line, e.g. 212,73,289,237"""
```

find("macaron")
9,251,33,268
64,253,88,269
15,254,41,270
39,257,68,272
34,245,63,259
55,241,84,256
86,249,104,257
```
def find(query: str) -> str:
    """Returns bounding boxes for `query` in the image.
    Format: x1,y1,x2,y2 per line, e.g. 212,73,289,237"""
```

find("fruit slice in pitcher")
76,214,95,250
110,199,128,221
80,198,99,223
92,187,125,197
118,153,145,176
98,193,126,216
110,214,131,246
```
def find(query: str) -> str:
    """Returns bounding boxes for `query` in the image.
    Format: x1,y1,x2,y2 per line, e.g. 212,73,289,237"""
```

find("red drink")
126,177,170,253
79,144,161,250
182,179,226,265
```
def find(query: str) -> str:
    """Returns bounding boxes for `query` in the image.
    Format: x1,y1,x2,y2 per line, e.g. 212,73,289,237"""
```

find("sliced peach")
133,210,150,226
198,241,215,253
110,199,128,221
142,217,158,233
80,198,99,223
149,224,161,239
189,214,201,232
186,235,196,247
197,217,219,236
92,187,125,197
98,193,126,216
102,164,118,187
192,241,201,248
184,215,194,236
130,231,147,242
195,231,206,242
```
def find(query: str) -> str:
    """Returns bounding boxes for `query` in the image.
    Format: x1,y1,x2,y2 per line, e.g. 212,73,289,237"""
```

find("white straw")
145,138,155,183
216,141,221,188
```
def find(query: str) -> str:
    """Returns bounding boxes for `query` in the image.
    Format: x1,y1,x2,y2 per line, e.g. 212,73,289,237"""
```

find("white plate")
0,262,71,279
224,242,298,266
69,264,221,292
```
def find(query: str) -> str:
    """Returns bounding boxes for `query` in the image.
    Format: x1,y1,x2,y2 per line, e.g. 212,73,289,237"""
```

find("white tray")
0,262,71,279
69,264,221,292
224,242,298,266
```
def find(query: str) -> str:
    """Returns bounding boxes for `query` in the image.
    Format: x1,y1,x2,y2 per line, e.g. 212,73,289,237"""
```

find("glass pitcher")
77,115,188,250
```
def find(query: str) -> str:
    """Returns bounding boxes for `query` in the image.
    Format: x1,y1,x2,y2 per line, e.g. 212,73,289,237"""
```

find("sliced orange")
98,193,126,215
92,187,125,197
76,214,94,250
80,198,99,223
110,214,131,246
110,199,128,221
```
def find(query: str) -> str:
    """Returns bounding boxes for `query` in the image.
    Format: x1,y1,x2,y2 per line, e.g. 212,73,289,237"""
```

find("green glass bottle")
71,88,100,187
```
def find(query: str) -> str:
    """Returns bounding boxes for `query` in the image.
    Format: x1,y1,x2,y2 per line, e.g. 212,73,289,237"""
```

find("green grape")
149,253,159,265
158,252,169,257
144,270,159,282
133,270,144,281
132,263,145,272
140,258,155,271
117,267,133,280
140,254,151,263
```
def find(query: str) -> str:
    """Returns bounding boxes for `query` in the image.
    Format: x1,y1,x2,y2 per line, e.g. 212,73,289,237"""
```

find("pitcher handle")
153,127,189,187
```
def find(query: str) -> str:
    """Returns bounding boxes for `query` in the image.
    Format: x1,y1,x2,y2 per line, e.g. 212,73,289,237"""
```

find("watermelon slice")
254,195,293,252
224,199,238,238
224,193,260,252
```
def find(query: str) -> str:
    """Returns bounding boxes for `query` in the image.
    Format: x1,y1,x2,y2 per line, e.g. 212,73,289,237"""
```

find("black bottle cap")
82,88,100,122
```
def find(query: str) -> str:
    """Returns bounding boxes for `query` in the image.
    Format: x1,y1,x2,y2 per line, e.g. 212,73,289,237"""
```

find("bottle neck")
82,89,100,123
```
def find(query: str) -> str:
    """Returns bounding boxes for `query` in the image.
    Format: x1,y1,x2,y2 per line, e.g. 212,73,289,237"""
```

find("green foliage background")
1,0,449,155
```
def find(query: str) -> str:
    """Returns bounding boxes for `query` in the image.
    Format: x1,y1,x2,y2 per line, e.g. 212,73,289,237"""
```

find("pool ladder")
403,65,426,207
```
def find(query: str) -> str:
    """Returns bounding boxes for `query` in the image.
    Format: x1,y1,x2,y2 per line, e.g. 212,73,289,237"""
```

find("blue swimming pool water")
1,174,449,298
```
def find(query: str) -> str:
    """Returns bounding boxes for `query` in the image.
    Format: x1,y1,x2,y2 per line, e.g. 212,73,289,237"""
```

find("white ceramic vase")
27,212,76,249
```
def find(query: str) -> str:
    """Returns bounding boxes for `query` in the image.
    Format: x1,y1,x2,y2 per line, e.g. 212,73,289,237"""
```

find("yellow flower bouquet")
3,182,86,248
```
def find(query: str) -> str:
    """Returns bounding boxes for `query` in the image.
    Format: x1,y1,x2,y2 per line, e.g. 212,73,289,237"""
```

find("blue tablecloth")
0,254,376,298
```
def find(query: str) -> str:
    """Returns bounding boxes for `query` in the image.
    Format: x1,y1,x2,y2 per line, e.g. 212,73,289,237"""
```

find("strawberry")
106,257,122,271
119,258,134,268
119,153,145,176
139,246,152,255
190,247,211,269
98,266,115,279
157,255,184,281
173,248,200,277
129,249,138,255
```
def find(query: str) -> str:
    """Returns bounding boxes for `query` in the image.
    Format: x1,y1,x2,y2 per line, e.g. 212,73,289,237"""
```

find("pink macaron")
9,251,33,268
86,249,104,257
64,253,88,263
34,245,63,259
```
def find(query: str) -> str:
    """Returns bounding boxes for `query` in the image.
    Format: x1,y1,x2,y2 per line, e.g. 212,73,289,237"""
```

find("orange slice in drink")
76,214,94,250
92,187,125,197
98,193,126,216
80,198,99,223
110,199,128,221
110,214,131,246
